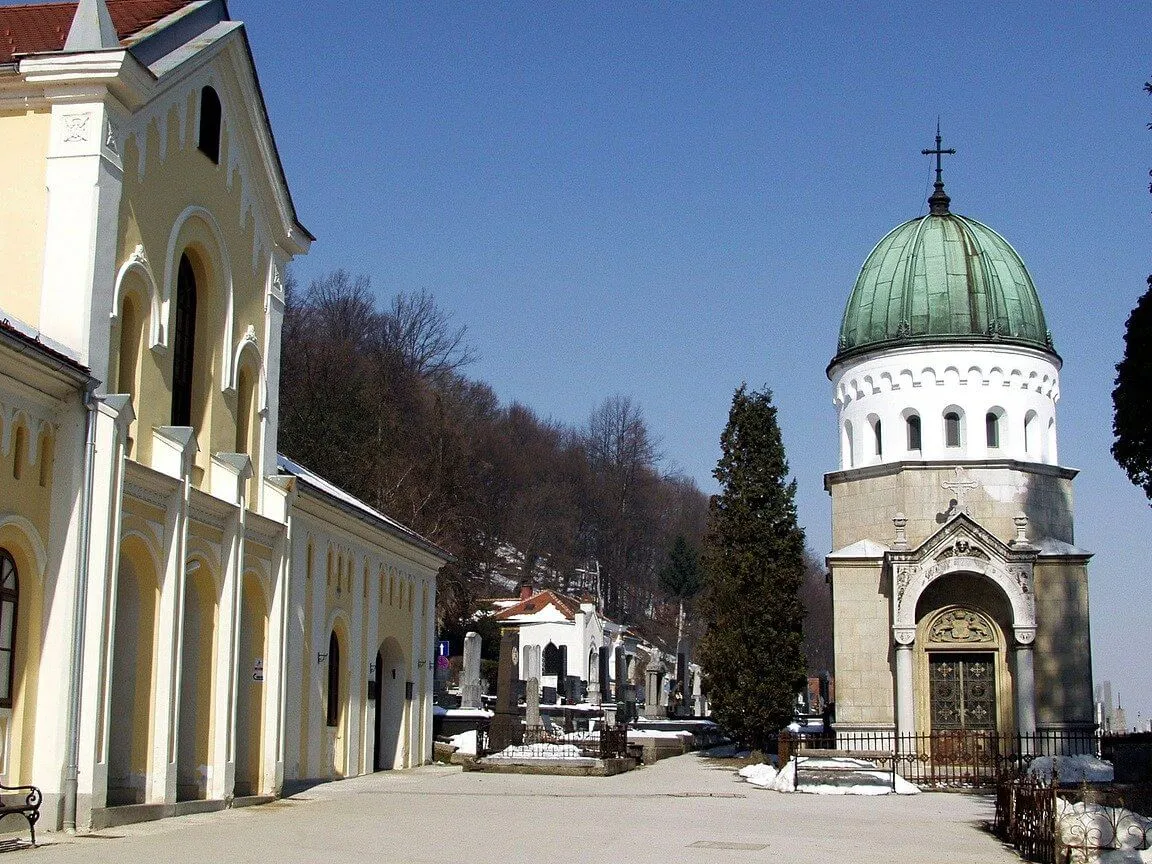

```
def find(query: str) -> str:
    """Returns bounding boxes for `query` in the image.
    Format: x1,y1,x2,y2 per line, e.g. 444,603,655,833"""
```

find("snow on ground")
1028,754,1115,784
487,742,587,760
439,707,494,718
628,730,694,740
738,758,920,795
1056,797,1152,863
449,730,477,755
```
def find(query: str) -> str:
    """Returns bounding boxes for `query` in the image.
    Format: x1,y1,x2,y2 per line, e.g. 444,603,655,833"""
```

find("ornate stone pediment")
886,512,1037,634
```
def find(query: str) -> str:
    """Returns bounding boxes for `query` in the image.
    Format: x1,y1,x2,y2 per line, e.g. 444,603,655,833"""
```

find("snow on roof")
494,589,581,622
827,539,889,559
1033,537,1093,558
277,454,451,562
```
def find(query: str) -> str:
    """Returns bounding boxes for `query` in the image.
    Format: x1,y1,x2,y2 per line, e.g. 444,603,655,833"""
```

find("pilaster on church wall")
38,89,126,377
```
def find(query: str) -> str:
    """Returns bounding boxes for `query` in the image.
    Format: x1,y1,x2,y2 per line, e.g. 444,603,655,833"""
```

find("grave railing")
781,729,1099,790
476,721,628,760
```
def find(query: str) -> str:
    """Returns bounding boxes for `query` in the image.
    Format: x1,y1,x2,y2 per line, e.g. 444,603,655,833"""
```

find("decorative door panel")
929,653,996,731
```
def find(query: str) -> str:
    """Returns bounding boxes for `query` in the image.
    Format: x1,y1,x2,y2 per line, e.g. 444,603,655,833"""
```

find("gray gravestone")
526,677,541,727
588,650,602,707
461,631,482,709
488,628,522,752
645,656,666,718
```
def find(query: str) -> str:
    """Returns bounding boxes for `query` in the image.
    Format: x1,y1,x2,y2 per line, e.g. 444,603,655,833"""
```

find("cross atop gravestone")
942,466,979,516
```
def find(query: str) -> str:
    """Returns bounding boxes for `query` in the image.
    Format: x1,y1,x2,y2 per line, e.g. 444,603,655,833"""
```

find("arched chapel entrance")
373,637,406,771
913,572,1016,738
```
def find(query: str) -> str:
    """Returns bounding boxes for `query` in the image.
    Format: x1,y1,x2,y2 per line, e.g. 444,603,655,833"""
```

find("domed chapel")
824,133,1095,743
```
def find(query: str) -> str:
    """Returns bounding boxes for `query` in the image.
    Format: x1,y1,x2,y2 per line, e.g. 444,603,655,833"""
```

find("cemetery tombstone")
461,631,483,710
488,628,523,752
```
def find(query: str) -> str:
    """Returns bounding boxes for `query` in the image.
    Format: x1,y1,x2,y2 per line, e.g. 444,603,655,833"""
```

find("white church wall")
830,344,1061,468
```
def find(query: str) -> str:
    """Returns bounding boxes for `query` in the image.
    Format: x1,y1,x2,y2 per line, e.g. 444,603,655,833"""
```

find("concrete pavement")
18,754,1020,863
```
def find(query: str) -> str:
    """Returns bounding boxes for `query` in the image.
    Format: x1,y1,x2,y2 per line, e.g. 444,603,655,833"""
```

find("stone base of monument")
464,756,636,777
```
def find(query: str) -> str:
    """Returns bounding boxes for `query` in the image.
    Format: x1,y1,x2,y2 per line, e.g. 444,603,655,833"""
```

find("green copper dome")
835,207,1055,364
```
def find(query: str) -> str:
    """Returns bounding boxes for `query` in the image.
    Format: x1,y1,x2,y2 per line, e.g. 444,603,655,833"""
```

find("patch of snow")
737,759,919,796
488,742,586,760
442,708,493,718
1056,798,1152,863
448,730,477,756
1029,755,1114,784
628,730,693,740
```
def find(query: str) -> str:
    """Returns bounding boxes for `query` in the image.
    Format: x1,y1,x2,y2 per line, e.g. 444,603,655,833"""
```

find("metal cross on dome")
942,466,979,516
922,122,956,215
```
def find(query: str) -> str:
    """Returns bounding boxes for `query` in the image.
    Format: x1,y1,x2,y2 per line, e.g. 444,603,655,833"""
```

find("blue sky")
233,2,1150,722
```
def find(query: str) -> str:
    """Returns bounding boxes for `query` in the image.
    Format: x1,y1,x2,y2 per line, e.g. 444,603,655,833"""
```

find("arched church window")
872,418,882,458
906,414,922,451
117,292,143,402
0,551,17,709
543,642,561,676
236,365,256,455
326,630,341,727
944,411,962,448
198,86,222,164
842,420,854,468
171,254,198,427
1024,411,1037,456
985,412,1000,449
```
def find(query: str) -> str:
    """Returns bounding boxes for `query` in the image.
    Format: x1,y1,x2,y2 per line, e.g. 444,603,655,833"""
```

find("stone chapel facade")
0,0,448,832
825,157,1094,742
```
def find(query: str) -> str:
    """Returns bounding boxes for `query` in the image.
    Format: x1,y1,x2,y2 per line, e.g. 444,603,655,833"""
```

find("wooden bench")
0,781,42,847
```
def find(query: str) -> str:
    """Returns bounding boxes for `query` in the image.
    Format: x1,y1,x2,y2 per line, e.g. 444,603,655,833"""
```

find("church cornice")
824,457,1078,492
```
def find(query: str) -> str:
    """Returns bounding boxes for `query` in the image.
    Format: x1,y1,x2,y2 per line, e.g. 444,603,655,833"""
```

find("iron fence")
781,729,1099,789
477,723,628,760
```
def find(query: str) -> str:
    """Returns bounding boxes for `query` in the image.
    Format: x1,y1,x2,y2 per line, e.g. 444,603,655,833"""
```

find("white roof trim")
828,538,890,559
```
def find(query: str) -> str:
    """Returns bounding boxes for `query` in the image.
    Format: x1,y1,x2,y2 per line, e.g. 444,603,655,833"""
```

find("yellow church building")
0,0,449,832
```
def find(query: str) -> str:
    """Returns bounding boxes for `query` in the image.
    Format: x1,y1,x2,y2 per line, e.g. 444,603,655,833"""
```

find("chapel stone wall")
1032,561,1094,729
828,462,1076,551
829,560,894,730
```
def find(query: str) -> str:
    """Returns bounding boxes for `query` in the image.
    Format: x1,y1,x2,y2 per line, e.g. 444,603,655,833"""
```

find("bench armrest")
0,784,42,808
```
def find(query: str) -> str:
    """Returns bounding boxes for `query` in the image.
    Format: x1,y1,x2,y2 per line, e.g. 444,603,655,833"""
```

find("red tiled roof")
494,590,583,622
0,0,192,63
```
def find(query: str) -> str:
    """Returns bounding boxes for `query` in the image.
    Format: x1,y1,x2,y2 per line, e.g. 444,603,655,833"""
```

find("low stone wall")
464,757,636,777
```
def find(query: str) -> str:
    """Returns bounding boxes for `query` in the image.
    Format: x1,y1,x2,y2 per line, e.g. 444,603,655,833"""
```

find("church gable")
887,511,1038,642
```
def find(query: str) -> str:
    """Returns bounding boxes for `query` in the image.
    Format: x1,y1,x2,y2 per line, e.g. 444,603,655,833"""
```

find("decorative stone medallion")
927,608,995,644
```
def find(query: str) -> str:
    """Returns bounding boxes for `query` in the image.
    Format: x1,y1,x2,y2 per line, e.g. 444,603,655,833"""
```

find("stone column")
525,678,541,728
894,629,916,740
1014,630,1037,743
461,631,482,709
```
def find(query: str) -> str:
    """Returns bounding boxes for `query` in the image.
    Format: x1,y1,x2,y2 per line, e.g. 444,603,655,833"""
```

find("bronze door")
929,652,996,731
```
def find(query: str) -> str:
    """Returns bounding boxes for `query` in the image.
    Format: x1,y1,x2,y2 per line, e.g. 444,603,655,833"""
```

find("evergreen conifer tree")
698,385,807,748
659,535,704,656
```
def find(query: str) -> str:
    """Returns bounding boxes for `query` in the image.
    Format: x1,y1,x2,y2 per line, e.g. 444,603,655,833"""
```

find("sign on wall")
252,658,264,683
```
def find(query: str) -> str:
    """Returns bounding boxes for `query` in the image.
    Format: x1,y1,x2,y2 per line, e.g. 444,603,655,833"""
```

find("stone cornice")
824,457,1078,492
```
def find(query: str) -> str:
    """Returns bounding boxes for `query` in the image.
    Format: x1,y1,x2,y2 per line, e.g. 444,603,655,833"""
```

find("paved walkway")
21,755,1020,863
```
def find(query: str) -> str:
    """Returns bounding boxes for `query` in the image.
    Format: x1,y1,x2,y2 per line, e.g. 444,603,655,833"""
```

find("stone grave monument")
461,630,483,710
